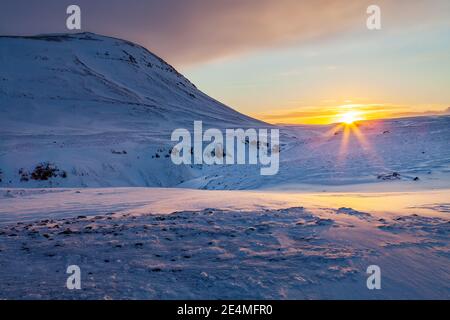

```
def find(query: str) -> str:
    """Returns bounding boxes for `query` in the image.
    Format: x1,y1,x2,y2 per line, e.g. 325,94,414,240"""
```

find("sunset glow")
252,103,450,125
338,111,362,124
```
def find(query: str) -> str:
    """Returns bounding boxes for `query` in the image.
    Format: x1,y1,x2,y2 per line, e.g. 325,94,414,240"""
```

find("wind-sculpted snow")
0,204,448,299
334,207,373,221
409,203,450,214
378,215,450,261
378,214,449,238
0,207,353,299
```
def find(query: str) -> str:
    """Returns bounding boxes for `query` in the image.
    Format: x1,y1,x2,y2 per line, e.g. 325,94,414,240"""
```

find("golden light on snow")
315,110,384,169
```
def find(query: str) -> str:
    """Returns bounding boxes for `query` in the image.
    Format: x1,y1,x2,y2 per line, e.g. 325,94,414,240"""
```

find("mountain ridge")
0,32,266,133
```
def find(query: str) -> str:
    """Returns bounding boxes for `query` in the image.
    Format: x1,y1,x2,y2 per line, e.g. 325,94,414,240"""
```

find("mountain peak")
0,32,263,134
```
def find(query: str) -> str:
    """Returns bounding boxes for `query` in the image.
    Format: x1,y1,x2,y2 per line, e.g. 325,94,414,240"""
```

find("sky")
1,0,449,124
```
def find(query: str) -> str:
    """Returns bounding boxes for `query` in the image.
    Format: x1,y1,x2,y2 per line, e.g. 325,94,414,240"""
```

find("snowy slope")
200,115,450,189
0,32,262,131
0,33,449,189
0,33,267,187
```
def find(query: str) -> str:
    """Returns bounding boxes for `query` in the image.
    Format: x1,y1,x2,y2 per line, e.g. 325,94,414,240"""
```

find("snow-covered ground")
0,33,449,299
0,187,448,299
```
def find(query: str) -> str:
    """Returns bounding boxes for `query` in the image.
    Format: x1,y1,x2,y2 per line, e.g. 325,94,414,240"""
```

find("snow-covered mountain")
0,33,267,187
0,32,262,131
1,33,449,189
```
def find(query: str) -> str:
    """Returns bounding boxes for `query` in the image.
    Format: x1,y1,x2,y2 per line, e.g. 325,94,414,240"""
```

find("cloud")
1,0,448,66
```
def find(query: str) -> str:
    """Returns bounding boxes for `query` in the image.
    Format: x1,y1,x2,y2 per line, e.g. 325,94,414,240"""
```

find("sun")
339,111,361,124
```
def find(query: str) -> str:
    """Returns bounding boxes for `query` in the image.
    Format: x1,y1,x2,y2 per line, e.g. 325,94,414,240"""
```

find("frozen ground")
0,187,448,299
0,33,448,299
